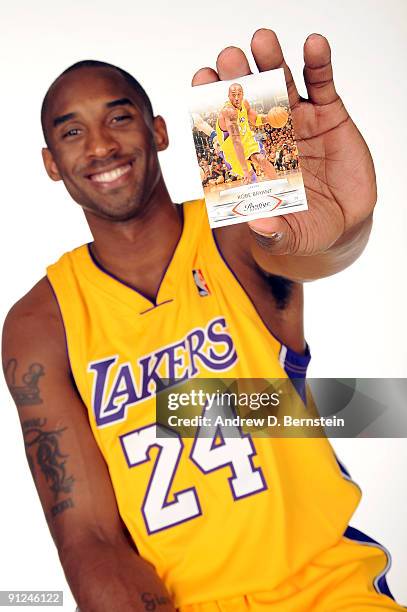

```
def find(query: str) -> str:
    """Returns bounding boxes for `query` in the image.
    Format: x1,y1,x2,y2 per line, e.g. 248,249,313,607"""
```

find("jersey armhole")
210,228,311,371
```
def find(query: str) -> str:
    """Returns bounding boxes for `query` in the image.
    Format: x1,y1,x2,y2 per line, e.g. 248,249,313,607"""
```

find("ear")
152,115,169,152
42,148,63,181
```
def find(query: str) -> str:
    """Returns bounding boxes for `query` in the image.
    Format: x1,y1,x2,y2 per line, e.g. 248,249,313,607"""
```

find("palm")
285,97,375,252
192,29,376,256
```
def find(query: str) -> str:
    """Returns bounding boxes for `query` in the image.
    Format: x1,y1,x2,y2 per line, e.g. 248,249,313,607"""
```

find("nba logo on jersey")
192,269,210,296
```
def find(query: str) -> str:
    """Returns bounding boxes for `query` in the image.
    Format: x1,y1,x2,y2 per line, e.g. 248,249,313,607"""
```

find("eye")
111,114,132,124
62,128,81,139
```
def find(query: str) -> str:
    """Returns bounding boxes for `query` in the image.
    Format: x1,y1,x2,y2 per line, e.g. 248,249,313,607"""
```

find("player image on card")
190,69,308,228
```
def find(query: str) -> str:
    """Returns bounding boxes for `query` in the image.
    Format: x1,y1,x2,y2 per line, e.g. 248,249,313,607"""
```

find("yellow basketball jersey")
216,102,260,176
47,200,365,608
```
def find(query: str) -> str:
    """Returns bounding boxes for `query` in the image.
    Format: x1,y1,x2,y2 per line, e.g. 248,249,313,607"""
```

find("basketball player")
216,82,279,184
2,28,404,611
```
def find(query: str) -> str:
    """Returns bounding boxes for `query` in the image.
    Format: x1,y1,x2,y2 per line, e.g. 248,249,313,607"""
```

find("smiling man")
41,63,169,223
2,29,404,612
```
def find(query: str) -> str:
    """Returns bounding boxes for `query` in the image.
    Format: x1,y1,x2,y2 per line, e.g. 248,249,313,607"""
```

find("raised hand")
192,29,376,259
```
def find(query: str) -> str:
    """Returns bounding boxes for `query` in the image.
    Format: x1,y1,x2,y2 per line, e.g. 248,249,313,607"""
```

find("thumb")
247,216,296,255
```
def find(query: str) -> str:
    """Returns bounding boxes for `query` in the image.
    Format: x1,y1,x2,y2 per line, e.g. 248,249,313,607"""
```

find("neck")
85,178,182,301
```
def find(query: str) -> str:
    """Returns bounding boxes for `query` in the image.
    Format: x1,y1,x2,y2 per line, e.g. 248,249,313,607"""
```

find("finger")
247,216,294,256
303,34,339,106
251,28,300,109
192,67,219,87
216,46,252,80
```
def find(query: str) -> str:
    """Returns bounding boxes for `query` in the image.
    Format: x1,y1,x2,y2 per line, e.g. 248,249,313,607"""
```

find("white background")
189,68,288,113
1,0,406,609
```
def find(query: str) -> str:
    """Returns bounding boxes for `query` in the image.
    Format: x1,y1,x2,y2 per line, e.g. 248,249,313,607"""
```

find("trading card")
190,69,308,228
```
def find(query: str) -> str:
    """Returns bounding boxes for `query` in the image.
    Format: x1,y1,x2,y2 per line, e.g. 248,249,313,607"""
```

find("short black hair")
41,59,154,146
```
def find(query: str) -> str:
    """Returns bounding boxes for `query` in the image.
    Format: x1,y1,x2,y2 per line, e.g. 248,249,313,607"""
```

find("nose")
85,126,119,159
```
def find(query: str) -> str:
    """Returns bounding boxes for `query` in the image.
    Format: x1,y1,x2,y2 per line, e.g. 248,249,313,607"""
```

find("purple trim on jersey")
210,427,226,450
284,345,311,371
344,526,396,601
120,423,201,535
218,150,232,171
335,456,351,479
86,205,184,309
139,300,174,315
287,377,307,404
211,231,311,376
209,130,217,144
87,243,153,303
280,345,311,402
46,278,82,397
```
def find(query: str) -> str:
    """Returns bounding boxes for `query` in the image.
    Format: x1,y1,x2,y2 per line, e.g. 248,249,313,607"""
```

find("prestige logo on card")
232,194,283,216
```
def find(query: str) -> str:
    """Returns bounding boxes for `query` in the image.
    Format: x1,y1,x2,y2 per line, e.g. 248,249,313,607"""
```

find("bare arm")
245,99,258,126
2,279,175,612
245,99,267,127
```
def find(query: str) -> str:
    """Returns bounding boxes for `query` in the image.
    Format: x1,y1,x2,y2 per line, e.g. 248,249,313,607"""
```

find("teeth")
91,164,131,183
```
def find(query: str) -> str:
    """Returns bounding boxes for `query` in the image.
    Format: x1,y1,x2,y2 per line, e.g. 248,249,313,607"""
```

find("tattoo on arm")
4,358,44,406
4,356,75,517
51,498,74,517
22,418,75,516
77,592,171,612
229,120,240,138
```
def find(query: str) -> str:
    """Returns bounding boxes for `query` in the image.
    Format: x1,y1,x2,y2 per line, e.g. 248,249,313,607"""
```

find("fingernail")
306,33,323,41
270,232,283,241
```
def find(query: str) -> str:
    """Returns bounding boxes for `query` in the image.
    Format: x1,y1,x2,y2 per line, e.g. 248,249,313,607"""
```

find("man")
2,28,403,611
215,82,278,184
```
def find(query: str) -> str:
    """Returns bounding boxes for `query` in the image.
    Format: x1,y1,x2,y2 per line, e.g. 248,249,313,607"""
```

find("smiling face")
42,66,168,222
228,84,243,109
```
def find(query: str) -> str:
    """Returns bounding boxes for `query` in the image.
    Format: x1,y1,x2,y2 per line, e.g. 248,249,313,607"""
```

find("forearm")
61,537,175,612
250,214,373,282
247,108,267,127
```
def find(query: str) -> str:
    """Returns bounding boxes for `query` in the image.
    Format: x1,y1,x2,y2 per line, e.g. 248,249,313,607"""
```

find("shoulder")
4,276,60,329
2,277,67,369
243,99,250,111
214,224,261,288
222,105,238,121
